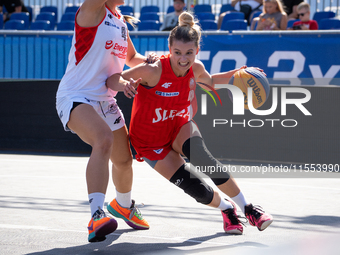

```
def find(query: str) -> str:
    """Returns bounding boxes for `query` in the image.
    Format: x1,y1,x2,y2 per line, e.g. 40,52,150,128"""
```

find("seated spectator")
232,0,263,21
290,2,318,30
218,0,263,27
253,0,287,30
282,0,303,20
160,0,185,31
0,0,28,22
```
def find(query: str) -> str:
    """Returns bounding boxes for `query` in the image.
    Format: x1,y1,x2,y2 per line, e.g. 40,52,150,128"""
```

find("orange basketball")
229,67,270,109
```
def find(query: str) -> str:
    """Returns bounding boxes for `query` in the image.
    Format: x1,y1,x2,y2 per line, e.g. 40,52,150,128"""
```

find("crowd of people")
0,0,324,31
0,0,28,22
161,0,319,31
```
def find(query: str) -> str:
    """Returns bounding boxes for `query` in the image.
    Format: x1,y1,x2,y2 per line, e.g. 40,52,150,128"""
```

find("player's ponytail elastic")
169,12,201,48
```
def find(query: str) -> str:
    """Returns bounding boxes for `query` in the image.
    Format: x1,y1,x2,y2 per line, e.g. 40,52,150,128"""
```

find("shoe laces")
246,204,264,224
93,207,106,220
223,208,246,226
129,200,145,220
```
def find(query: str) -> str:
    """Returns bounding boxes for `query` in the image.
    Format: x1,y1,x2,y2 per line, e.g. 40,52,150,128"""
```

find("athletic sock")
217,198,233,211
230,192,249,214
88,192,105,217
116,189,132,208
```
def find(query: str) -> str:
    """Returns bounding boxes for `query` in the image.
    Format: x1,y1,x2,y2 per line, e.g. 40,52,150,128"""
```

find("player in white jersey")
56,0,158,243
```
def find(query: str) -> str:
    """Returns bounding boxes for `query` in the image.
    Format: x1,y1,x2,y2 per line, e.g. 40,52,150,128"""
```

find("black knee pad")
170,164,214,205
182,136,230,186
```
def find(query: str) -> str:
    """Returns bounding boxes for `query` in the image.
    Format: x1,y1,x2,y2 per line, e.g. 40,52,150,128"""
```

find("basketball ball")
229,67,270,109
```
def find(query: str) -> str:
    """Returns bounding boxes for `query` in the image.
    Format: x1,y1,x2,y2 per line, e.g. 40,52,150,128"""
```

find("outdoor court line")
0,224,233,246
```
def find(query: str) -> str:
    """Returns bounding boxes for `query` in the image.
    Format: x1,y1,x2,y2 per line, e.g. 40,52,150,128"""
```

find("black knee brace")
170,164,214,205
182,136,230,186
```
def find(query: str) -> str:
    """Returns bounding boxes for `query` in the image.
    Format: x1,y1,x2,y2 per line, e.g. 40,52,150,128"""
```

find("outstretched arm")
106,74,141,99
106,61,162,97
194,60,245,90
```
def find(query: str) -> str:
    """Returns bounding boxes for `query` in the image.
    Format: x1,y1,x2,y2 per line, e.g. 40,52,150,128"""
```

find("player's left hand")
246,66,267,76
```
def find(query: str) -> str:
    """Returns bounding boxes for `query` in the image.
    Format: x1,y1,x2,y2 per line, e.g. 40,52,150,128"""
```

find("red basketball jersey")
130,54,197,161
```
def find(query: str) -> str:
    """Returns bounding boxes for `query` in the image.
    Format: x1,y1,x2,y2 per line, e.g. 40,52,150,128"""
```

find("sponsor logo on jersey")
189,78,195,89
111,43,128,59
105,21,119,29
153,148,164,154
161,82,172,88
121,26,127,41
152,106,191,123
105,40,114,50
155,91,179,97
108,14,113,19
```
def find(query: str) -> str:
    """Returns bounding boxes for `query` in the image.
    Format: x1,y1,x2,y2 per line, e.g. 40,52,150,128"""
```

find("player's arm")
106,61,161,97
125,33,158,67
106,74,141,99
194,60,244,90
76,0,107,27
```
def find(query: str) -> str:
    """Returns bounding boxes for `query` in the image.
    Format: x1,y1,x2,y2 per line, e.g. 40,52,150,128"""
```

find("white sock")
230,192,249,214
116,189,132,208
217,198,233,211
88,192,105,217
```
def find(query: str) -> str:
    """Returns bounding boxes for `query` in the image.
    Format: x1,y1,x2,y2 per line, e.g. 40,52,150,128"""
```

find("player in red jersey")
107,11,273,234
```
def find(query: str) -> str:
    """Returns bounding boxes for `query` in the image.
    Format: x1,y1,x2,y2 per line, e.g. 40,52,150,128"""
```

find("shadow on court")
26,231,267,255
1,154,340,255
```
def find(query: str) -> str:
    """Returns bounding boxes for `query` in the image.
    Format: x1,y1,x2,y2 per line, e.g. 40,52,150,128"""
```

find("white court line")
0,224,230,246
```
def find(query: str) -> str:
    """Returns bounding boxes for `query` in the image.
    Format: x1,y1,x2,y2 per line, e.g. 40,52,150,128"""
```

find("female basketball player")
107,11,273,235
56,0,158,242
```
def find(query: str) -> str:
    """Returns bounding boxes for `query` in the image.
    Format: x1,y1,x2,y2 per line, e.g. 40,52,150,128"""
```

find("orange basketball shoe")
88,207,117,242
107,199,149,230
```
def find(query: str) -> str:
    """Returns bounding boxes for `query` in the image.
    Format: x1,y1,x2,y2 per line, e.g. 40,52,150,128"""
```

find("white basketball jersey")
57,7,128,101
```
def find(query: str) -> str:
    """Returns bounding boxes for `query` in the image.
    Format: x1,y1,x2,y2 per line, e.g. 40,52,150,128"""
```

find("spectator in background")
282,0,303,20
290,2,318,30
218,0,262,28
0,0,28,22
253,0,287,30
160,0,185,31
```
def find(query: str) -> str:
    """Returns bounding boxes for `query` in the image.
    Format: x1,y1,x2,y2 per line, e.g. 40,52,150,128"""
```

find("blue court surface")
0,153,339,255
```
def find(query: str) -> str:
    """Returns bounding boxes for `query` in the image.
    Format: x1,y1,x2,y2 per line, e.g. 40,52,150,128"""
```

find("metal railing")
23,0,340,22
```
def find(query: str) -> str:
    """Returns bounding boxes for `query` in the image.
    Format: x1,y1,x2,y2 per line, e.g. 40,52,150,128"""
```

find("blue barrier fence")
1,30,340,85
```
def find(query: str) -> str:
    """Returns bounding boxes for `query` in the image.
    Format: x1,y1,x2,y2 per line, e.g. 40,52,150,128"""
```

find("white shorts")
56,96,125,133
